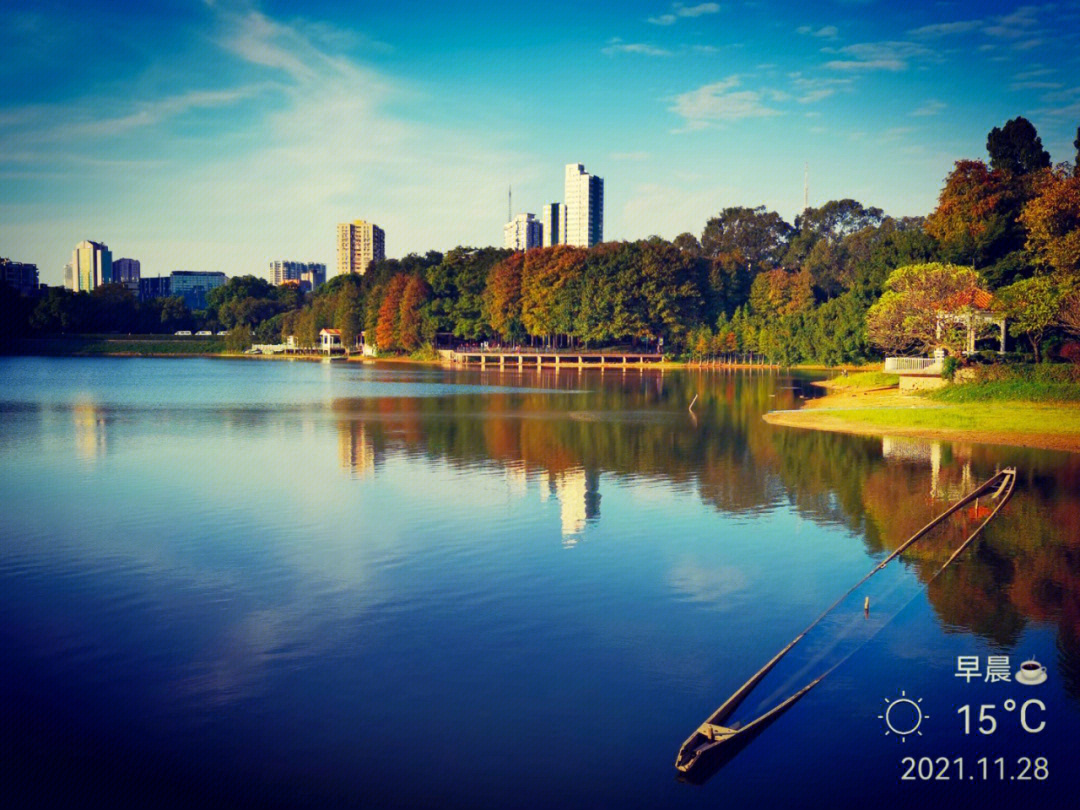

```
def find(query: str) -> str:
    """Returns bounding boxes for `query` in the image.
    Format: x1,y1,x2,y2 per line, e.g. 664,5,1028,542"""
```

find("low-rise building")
270,261,326,291
170,270,226,309
139,276,172,301
320,328,343,353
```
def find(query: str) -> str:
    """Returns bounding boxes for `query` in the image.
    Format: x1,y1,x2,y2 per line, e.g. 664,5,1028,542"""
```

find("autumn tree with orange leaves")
375,274,409,351
398,275,431,351
484,252,525,341
1020,168,1080,278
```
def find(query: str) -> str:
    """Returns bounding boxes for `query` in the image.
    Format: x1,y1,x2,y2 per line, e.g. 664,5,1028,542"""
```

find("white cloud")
1010,80,1061,90
911,99,946,116
907,20,982,38
602,38,673,56
797,25,839,39
648,2,720,25
824,40,930,71
0,86,269,148
983,5,1041,39
670,76,781,130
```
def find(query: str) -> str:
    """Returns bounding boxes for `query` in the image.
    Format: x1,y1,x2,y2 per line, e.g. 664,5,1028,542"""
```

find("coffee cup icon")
1016,658,1047,685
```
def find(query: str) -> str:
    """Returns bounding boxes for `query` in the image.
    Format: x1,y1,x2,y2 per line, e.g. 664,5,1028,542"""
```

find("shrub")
942,356,959,381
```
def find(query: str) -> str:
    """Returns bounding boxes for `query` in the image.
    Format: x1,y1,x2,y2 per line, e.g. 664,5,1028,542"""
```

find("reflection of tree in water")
327,368,1080,698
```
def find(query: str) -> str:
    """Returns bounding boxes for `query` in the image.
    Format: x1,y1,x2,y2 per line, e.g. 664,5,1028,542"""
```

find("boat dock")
440,349,664,368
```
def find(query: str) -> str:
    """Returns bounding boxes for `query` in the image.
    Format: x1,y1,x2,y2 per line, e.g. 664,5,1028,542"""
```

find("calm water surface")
2,357,1079,808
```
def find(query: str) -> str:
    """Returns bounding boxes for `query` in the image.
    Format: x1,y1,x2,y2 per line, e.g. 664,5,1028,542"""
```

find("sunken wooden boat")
676,467,1017,776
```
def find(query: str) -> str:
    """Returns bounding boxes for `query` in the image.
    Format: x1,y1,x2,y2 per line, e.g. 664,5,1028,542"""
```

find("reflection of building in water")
72,401,106,461
338,421,377,477
540,468,601,545
881,437,973,500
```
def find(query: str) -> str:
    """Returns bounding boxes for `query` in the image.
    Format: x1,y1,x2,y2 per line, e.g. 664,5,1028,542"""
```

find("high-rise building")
337,220,385,276
169,270,226,309
71,240,112,291
0,258,40,296
541,203,566,247
64,263,74,290
270,261,326,290
503,213,542,251
563,164,604,247
112,258,141,283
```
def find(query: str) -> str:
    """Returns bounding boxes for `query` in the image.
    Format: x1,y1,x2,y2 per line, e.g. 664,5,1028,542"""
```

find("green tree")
986,116,1051,176
996,275,1063,362
673,232,703,257
225,325,252,353
160,296,192,332
700,206,793,271
334,282,363,352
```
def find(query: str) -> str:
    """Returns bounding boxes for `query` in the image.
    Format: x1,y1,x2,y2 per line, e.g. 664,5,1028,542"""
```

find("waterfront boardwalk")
441,349,664,368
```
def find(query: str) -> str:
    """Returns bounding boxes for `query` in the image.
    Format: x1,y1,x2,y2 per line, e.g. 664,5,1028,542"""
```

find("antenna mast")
508,185,512,223
803,162,809,213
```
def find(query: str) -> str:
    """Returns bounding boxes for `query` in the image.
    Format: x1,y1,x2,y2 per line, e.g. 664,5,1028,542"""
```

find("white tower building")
563,163,603,247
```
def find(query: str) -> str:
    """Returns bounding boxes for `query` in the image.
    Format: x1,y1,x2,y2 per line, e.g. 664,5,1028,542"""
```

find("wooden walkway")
441,349,664,368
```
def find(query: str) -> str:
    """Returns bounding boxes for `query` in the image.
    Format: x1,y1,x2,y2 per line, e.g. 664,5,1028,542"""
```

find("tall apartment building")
503,213,542,251
270,261,326,291
112,258,141,283
540,203,566,247
563,164,604,247
0,257,40,296
71,240,112,292
337,220,385,276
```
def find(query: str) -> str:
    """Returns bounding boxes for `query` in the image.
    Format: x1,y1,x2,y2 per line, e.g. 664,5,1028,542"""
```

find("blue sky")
3,0,1079,284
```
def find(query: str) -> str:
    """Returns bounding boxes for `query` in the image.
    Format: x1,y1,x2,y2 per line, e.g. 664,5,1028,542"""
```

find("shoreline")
764,387,1080,454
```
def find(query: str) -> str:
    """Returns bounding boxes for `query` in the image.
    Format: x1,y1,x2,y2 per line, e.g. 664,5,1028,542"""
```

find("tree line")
3,116,1079,364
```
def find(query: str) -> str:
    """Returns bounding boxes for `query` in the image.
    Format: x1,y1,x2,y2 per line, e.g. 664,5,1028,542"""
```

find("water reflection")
320,368,1080,699
540,468,601,544
3,358,1080,806
338,420,378,477
72,399,106,461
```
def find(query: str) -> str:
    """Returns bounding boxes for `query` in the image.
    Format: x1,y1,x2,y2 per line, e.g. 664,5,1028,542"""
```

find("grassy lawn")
14,335,225,356
930,380,1080,403
822,402,1080,436
823,371,899,389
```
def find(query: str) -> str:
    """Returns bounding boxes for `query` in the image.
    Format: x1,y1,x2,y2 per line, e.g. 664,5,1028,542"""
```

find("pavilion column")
999,319,1006,355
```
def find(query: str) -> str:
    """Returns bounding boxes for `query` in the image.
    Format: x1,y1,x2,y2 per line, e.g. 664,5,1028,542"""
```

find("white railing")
884,357,939,372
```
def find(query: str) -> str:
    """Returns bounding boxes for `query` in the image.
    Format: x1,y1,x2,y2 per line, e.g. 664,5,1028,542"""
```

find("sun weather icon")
879,690,927,742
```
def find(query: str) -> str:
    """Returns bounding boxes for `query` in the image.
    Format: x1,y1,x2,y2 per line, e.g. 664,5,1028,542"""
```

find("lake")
2,356,1078,808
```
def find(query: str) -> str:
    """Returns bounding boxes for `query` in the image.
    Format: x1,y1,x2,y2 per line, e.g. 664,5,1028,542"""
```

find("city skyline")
2,0,1079,285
